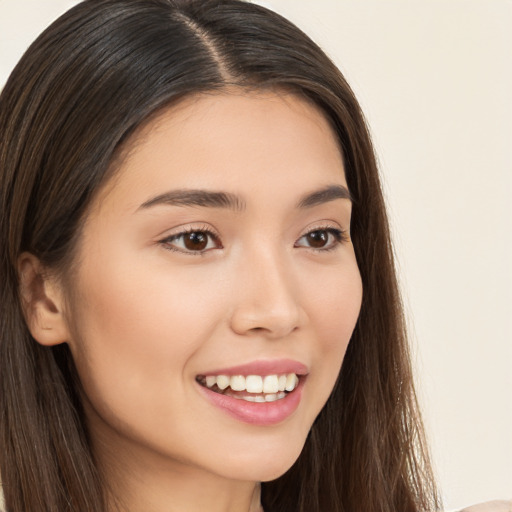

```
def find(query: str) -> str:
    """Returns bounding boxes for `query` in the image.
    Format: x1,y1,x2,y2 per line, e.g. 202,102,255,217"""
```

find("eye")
161,229,221,254
295,227,346,251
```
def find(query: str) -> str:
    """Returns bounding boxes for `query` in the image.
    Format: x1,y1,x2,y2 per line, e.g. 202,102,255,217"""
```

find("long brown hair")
0,1,440,511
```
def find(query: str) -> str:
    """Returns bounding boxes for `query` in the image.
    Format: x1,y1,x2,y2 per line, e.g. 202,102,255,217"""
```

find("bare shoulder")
459,500,512,512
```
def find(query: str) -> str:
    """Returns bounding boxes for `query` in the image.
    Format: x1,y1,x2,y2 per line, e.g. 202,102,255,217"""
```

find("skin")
21,91,362,512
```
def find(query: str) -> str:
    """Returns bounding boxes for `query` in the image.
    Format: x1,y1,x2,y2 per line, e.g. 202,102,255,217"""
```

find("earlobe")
17,252,70,346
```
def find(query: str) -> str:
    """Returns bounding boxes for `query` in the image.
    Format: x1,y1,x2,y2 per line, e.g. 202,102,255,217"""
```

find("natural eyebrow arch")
297,184,352,208
138,189,246,212
138,184,351,212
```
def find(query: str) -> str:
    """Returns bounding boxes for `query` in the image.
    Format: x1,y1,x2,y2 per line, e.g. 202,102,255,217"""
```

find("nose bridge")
230,242,302,338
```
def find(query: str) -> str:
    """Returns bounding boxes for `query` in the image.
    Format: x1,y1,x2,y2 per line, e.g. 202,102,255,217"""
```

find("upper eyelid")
158,224,222,254
296,227,347,245
160,223,343,237
159,228,222,256
157,221,348,245
159,223,220,240
299,220,346,236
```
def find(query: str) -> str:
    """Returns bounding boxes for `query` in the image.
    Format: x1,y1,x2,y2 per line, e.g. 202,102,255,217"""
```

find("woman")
0,1,440,511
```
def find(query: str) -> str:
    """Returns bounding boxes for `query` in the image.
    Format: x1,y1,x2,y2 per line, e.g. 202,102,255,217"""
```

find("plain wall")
1,1,511,510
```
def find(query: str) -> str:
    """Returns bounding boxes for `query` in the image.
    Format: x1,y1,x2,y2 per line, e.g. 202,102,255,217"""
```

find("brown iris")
183,231,209,251
306,230,329,248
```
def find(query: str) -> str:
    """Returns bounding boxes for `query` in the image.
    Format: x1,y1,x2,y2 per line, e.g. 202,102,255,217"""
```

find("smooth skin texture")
20,91,363,512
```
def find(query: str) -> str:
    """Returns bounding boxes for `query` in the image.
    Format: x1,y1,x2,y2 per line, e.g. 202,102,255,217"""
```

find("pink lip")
199,358,309,377
197,376,306,426
196,359,308,425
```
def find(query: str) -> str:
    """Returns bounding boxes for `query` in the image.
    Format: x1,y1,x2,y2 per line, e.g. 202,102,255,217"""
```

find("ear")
18,252,71,346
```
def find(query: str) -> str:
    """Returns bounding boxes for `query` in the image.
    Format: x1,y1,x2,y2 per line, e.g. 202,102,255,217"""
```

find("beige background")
1,1,511,510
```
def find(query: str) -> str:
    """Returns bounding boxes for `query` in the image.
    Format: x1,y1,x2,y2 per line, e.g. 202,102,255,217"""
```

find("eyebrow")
138,184,352,212
296,184,352,208
139,189,246,211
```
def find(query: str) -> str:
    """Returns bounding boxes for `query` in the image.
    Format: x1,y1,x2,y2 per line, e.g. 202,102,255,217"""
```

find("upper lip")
198,359,309,377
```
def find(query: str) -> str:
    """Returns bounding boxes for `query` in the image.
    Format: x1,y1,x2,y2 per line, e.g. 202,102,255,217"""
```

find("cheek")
307,255,362,342
71,241,223,353
302,259,362,405
65,248,226,430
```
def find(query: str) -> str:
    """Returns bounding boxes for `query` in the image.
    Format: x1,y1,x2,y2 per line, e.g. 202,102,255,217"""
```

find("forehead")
93,90,347,215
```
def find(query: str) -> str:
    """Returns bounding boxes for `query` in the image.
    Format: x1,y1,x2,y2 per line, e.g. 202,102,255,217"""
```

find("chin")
215,432,307,483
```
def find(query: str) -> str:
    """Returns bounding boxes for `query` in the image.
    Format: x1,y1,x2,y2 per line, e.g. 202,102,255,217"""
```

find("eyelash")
160,225,222,255
160,225,348,255
295,227,348,252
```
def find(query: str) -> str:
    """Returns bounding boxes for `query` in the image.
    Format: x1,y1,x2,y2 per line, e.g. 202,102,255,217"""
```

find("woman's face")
64,91,362,483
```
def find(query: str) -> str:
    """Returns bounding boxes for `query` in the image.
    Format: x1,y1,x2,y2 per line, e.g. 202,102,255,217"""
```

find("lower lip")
197,378,305,426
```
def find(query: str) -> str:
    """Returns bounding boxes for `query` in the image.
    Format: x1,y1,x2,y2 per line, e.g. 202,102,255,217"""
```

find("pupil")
184,232,208,250
307,230,328,248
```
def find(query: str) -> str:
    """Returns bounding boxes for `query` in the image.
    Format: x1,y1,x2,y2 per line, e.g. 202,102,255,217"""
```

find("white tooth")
285,373,299,392
265,393,278,402
242,395,257,402
246,375,263,393
217,375,230,390
277,391,286,399
278,375,287,392
230,375,245,391
205,376,216,388
263,375,279,394
254,395,265,403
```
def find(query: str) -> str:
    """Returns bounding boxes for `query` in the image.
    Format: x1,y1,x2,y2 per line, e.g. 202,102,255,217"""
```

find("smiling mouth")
196,373,300,403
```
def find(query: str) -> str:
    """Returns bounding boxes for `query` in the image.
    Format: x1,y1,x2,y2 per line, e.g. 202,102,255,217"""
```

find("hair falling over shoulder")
0,1,441,511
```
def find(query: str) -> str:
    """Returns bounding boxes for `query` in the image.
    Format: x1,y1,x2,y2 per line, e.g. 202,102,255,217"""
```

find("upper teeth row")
205,373,299,394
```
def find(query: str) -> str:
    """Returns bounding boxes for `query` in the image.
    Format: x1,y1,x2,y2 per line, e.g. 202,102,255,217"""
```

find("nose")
229,248,304,339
